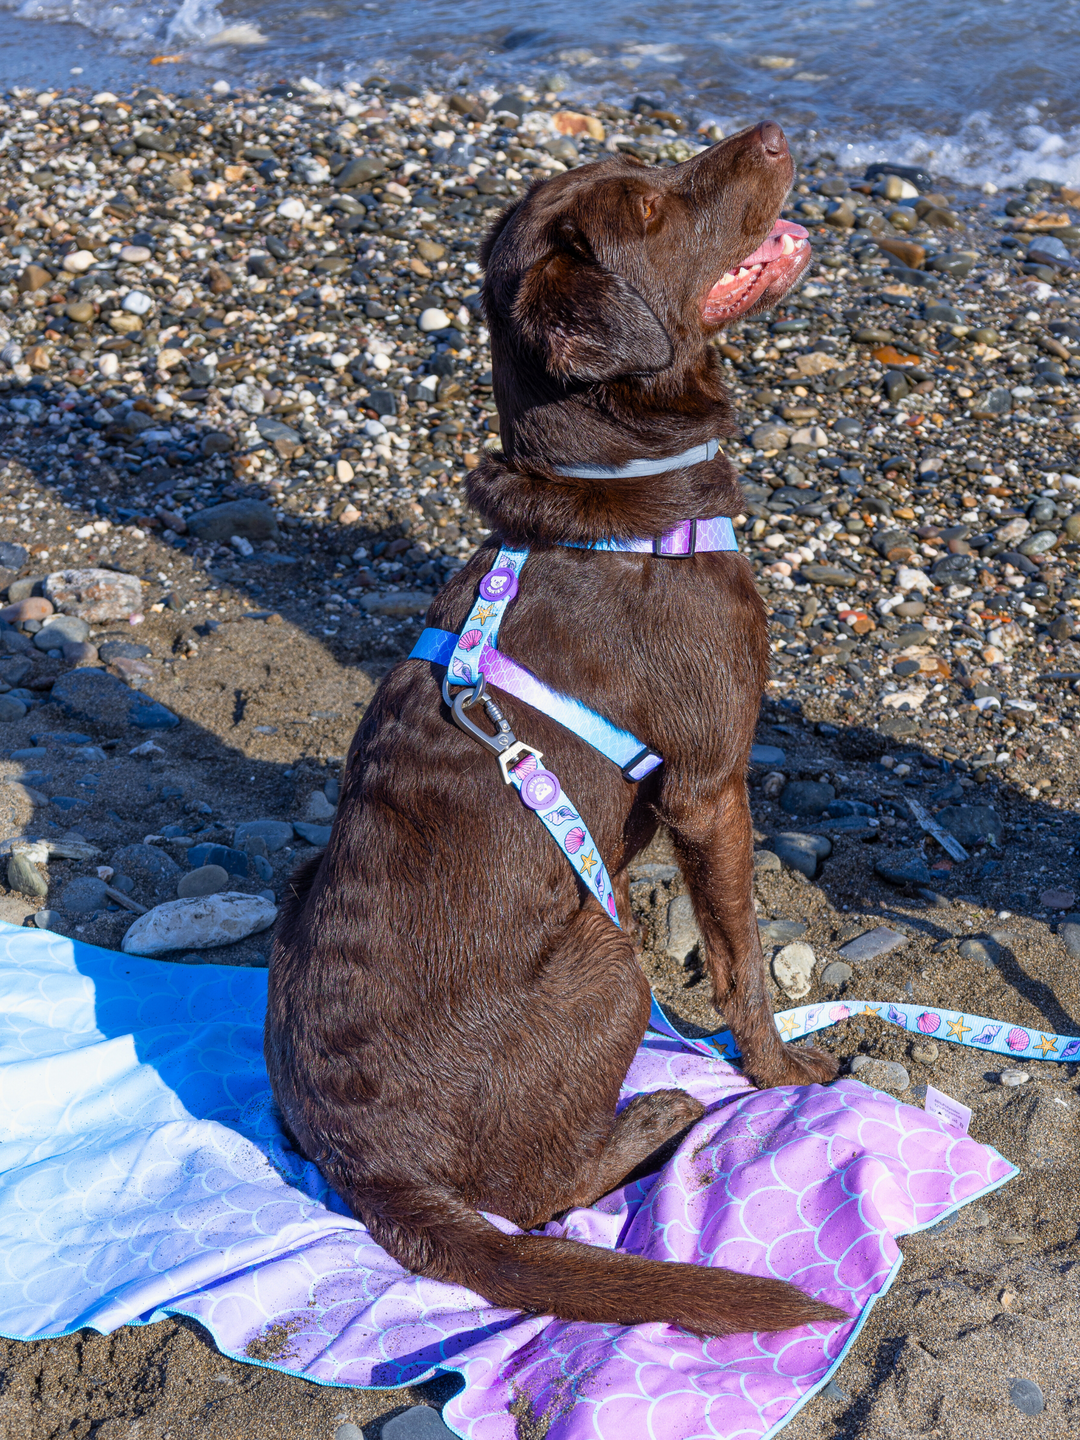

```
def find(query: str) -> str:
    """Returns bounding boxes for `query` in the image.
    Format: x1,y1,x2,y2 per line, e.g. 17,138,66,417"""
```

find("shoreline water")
0,72,1078,1440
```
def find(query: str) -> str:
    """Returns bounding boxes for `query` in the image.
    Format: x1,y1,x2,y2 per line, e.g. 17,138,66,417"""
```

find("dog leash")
409,515,739,924
647,994,1080,1065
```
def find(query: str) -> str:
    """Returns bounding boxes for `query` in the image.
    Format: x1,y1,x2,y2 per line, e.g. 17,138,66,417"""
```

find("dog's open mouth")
701,219,811,325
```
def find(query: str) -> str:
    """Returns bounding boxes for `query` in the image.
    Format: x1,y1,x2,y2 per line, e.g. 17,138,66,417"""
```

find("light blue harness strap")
410,627,662,782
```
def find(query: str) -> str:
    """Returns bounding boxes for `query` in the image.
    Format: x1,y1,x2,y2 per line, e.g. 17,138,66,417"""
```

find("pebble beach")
0,73,1079,1440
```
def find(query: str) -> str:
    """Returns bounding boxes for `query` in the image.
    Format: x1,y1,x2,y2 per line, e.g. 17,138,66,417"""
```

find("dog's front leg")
665,771,838,1090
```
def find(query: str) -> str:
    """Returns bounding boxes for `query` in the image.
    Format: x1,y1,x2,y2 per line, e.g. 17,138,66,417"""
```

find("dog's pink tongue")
737,219,809,269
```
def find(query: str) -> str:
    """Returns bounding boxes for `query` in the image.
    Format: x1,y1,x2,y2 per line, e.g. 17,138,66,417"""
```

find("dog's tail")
363,1186,848,1337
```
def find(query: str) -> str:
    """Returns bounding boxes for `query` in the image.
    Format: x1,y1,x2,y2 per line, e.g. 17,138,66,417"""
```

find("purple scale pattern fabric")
0,924,1016,1440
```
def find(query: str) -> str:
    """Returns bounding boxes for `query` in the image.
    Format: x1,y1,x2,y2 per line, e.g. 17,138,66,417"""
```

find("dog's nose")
758,122,788,158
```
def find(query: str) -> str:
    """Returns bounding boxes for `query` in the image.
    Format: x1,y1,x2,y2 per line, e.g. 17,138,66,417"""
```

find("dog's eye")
643,202,654,219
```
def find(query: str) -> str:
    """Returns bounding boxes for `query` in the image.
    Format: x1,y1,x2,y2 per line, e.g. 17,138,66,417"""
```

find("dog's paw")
618,1088,706,1145
743,1044,839,1090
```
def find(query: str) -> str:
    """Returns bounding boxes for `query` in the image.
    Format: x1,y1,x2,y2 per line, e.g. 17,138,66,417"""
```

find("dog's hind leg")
666,772,838,1090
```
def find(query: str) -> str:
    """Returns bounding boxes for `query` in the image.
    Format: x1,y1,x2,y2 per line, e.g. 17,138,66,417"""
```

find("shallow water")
2,0,1080,186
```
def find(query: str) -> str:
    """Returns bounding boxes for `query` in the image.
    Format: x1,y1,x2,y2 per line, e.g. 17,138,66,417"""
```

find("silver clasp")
442,674,544,784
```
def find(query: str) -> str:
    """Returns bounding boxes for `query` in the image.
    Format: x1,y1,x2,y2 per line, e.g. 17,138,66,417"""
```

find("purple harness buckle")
654,519,697,556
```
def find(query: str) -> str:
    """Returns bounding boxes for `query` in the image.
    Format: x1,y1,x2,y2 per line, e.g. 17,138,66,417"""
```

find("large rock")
44,568,143,621
186,499,280,545
51,668,179,731
122,893,277,957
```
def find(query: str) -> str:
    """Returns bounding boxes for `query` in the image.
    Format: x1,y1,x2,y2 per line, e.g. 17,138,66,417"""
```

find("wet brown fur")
266,122,845,1338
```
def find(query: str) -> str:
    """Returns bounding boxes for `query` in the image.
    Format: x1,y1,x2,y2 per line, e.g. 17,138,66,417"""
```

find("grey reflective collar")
552,438,720,481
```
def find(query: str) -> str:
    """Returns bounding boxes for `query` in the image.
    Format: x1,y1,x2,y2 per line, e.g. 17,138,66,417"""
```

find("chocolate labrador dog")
266,120,844,1338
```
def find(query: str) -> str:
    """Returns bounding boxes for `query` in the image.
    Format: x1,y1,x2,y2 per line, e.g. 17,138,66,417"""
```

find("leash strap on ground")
648,993,1080,1063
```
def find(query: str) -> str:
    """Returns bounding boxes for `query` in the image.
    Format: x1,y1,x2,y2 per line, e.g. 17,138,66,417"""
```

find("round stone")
34,614,91,650
519,769,561,810
60,875,109,913
1008,1378,1044,1416
119,245,152,263
0,695,27,722
771,942,815,999
911,1040,939,1064
478,567,518,602
7,852,47,897
177,864,230,899
34,909,62,930
999,1069,1030,1086
61,249,97,273
419,307,451,332
122,290,153,316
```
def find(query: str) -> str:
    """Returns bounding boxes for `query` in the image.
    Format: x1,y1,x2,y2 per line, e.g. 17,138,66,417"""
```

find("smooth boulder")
122,893,277,957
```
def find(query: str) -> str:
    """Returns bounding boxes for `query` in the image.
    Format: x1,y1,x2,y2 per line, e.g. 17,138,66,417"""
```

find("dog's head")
481,121,810,391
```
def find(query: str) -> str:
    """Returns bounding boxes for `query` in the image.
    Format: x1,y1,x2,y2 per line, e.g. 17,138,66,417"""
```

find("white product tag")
924,1084,972,1135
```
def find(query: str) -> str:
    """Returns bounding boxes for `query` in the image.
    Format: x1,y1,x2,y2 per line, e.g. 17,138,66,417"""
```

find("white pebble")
119,244,152,263
1000,1069,1030,1086
97,353,119,378
363,418,387,437
419,307,451,332
122,290,153,315
62,250,96,273
771,942,815,1000
277,197,306,219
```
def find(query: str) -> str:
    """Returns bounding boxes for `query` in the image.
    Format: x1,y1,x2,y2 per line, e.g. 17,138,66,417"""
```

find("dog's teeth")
737,267,749,279
780,233,795,255
719,271,736,285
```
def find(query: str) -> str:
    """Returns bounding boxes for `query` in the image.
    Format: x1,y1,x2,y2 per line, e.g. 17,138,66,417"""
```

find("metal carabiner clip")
441,673,544,782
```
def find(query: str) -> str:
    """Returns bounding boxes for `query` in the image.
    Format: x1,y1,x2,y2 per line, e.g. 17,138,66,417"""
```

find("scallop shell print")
917,1011,941,1034
458,629,483,650
513,753,538,778
564,827,586,855
1006,1026,1029,1052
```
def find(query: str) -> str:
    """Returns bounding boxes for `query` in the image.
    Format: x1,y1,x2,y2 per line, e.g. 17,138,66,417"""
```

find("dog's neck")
466,353,745,548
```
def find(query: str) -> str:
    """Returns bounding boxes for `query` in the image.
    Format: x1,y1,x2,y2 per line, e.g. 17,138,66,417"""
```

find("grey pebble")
850,1056,910,1094
911,1040,939,1064
779,780,835,817
33,909,62,930
821,961,853,988
1008,1378,1044,1416
1058,922,1080,960
293,822,333,846
256,888,277,902
758,918,806,943
334,1425,364,1440
233,819,294,853
60,876,109,913
7,853,47,897
665,893,702,961
935,804,1003,847
34,615,90,650
251,853,274,883
753,849,782,873
177,864,230,899
838,927,907,963
768,832,832,880
750,743,786,767
380,1406,457,1439
0,694,27,722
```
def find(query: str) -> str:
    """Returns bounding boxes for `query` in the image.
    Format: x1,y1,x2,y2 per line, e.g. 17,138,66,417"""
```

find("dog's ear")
513,249,673,381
